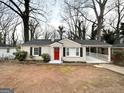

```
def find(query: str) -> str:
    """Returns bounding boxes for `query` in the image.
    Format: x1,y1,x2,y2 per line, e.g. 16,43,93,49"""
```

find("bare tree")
0,0,48,42
29,19,40,40
57,26,65,40
11,18,21,46
114,0,124,42
63,0,88,40
91,0,108,41
0,12,14,44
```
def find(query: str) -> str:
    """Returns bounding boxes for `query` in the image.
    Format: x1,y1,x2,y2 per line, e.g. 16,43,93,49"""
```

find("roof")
113,43,124,48
22,39,60,46
0,44,12,47
22,39,111,47
73,39,111,46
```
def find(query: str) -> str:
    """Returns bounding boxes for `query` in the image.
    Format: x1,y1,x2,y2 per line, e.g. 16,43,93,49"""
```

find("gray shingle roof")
0,44,12,47
113,43,124,47
73,39,111,46
22,39,60,46
22,39,111,46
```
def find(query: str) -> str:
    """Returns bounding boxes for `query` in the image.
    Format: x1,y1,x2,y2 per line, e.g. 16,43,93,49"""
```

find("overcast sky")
48,0,64,28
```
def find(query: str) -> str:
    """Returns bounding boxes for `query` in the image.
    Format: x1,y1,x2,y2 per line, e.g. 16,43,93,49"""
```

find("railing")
87,52,108,61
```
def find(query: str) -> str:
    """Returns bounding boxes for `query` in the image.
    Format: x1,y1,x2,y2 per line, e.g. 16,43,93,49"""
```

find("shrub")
41,53,50,63
15,51,27,61
112,51,124,66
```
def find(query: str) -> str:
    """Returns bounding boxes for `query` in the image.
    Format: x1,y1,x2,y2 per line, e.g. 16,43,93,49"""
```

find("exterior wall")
59,39,85,62
0,48,16,59
112,48,124,53
21,45,50,60
62,57,85,62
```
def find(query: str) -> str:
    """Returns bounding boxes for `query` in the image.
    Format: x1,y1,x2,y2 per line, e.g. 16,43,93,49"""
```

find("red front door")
54,47,59,60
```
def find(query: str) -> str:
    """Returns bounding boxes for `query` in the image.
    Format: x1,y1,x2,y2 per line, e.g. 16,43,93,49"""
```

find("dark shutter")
80,47,83,57
30,47,32,56
39,47,41,56
63,47,65,57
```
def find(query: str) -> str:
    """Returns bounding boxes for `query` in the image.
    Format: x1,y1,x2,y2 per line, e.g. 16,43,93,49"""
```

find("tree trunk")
23,0,30,42
23,18,29,42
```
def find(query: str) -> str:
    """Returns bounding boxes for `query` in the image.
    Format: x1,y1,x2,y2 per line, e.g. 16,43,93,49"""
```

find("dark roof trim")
113,43,124,48
0,44,14,47
22,39,112,46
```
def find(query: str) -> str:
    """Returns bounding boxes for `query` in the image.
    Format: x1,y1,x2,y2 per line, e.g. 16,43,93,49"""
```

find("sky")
47,0,64,28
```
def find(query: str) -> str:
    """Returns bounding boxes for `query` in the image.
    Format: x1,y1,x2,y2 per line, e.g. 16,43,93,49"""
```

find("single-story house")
112,43,124,52
112,43,124,56
0,44,16,59
21,38,112,63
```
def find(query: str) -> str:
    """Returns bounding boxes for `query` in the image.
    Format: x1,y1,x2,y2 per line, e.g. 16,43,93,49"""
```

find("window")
66,48,80,57
7,48,10,53
66,48,69,56
33,48,39,56
76,48,79,56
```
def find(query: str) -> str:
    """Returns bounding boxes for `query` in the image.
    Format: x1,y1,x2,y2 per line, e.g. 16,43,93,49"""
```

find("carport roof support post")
108,47,111,62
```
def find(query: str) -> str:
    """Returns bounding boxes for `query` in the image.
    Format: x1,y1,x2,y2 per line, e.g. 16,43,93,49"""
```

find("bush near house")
15,51,27,61
112,51,124,66
41,53,50,63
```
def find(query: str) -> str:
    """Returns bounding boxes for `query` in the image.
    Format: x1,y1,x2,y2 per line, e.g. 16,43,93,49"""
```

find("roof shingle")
22,39,111,46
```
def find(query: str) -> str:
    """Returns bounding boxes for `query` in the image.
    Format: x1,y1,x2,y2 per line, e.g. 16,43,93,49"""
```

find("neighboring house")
0,44,16,59
112,43,124,53
112,43,124,50
21,38,112,63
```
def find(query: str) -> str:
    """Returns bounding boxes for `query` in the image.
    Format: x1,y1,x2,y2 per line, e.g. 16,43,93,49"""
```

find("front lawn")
0,63,124,93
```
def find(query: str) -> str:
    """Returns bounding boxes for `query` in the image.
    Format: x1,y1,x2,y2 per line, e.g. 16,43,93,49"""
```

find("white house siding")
21,45,50,60
60,39,82,47
0,48,16,59
62,57,85,62
59,39,85,62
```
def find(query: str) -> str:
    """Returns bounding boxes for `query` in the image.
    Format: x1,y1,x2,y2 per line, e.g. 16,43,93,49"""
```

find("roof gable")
59,38,82,47
50,42,62,47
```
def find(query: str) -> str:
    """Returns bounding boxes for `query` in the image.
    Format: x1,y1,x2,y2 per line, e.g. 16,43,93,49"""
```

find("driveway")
95,64,124,75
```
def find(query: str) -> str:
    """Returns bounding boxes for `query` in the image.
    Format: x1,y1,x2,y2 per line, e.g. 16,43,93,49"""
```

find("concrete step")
49,60,62,64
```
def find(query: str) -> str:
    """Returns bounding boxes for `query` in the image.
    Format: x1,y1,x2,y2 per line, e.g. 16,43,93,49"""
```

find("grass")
0,62,124,93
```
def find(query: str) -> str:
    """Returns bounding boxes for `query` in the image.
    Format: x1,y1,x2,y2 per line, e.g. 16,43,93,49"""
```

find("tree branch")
0,1,22,17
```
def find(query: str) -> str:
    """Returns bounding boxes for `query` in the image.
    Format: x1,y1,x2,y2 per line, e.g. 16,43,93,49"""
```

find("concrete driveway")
94,64,124,75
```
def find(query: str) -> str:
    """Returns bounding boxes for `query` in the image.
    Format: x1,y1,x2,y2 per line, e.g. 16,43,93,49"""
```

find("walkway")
86,56,108,63
94,64,124,75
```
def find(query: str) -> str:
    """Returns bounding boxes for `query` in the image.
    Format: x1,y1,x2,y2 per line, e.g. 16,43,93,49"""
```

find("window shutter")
63,47,65,57
30,47,32,56
80,47,83,57
39,47,41,56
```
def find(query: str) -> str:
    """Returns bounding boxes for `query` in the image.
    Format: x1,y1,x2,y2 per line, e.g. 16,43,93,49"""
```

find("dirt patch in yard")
0,63,124,93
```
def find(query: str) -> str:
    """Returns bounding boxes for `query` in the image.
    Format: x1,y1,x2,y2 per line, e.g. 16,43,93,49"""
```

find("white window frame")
65,47,80,57
33,47,39,56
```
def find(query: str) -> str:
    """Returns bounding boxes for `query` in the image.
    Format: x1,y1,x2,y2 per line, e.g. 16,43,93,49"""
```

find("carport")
86,46,111,63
